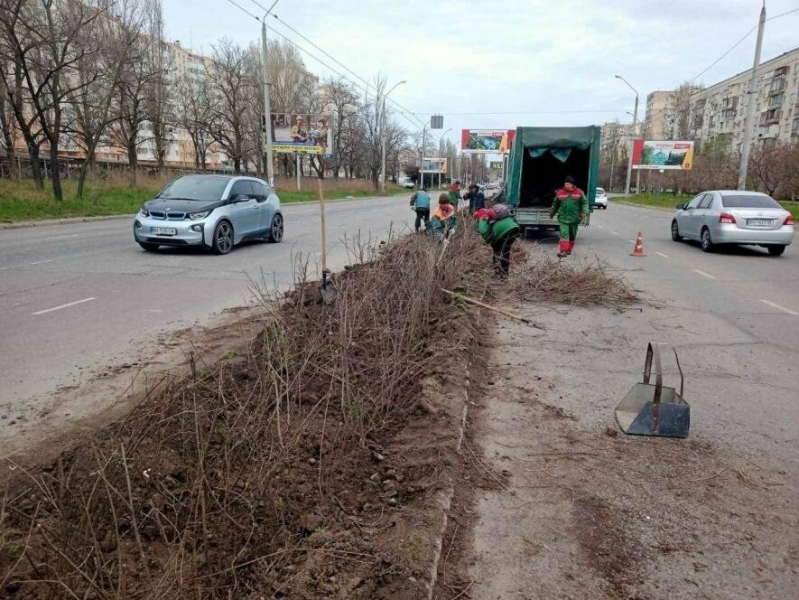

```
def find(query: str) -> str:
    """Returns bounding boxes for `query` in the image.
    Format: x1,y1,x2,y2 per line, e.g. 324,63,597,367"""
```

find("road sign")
431,115,444,129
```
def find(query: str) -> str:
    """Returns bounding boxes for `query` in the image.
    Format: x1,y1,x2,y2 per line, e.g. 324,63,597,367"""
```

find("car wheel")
767,245,786,256
212,220,234,255
700,228,714,253
138,242,160,252
268,213,284,243
671,220,682,242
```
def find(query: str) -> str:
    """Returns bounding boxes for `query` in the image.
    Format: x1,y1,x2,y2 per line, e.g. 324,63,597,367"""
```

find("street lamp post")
439,128,452,188
616,74,639,196
381,80,406,193
261,0,280,187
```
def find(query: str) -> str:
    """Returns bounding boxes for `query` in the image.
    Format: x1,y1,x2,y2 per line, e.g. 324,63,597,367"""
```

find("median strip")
32,296,96,315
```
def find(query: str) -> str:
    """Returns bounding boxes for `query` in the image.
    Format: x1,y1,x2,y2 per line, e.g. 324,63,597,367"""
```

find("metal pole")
738,3,766,191
296,154,301,190
420,124,427,189
261,11,277,187
616,75,639,196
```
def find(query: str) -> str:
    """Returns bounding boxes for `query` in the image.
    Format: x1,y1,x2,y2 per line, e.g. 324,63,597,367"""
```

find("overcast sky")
164,0,799,147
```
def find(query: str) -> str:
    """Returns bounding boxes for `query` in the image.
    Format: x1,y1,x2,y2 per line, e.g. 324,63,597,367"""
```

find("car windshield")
596,188,605,195
721,194,781,209
157,176,231,201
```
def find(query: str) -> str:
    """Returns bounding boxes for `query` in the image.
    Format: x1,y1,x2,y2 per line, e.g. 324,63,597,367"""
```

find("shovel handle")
643,343,663,405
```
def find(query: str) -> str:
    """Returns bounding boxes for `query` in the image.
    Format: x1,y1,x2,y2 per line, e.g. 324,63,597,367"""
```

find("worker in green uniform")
475,204,520,277
550,176,589,258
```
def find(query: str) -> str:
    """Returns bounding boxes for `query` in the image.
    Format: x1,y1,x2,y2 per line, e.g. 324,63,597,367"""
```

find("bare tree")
143,0,173,170
748,144,797,198
66,0,147,197
207,39,256,174
176,70,214,169
0,55,19,170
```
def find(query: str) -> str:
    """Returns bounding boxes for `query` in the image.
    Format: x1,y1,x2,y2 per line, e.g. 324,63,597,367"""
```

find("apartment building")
599,121,641,160
688,47,799,152
645,91,675,140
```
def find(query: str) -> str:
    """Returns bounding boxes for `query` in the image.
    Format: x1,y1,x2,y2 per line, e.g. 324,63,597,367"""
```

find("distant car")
399,177,415,189
594,188,608,209
671,190,794,255
133,174,284,254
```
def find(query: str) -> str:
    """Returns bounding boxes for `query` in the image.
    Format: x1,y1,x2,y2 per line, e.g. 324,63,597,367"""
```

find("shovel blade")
320,280,338,305
615,383,690,438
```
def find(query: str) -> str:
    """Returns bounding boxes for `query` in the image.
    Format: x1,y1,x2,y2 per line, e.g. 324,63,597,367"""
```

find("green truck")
502,126,601,234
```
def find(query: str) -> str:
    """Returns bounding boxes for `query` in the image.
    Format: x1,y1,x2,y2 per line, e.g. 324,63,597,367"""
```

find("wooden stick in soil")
441,289,542,328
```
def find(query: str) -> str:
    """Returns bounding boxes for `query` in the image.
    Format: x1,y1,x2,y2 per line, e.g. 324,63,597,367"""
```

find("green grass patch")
0,177,408,223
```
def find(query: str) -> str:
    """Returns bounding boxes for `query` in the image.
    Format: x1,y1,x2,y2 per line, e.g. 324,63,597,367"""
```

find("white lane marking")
32,297,96,315
759,299,798,316
693,269,715,280
0,266,8,271
146,309,164,313
46,234,79,240
597,225,605,229
29,259,54,265
655,252,669,258
611,231,620,236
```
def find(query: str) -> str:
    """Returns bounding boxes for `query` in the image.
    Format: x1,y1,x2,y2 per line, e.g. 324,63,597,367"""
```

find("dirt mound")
0,227,494,599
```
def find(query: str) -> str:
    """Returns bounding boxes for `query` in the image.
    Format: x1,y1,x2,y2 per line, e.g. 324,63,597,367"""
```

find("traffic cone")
630,232,645,257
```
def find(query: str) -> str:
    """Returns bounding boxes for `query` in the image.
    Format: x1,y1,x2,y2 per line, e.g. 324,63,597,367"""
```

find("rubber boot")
557,240,569,258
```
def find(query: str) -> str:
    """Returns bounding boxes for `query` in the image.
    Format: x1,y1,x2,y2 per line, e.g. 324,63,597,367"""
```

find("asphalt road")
0,195,416,408
526,201,799,464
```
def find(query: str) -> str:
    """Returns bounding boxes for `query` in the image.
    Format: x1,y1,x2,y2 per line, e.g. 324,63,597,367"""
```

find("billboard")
632,140,694,170
489,161,503,171
461,129,516,154
418,157,447,174
271,113,333,155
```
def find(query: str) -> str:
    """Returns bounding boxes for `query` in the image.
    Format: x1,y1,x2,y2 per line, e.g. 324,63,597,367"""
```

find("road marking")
611,231,620,236
597,225,605,229
759,299,798,316
46,234,79,240
0,266,8,271
29,259,54,265
655,252,669,258
693,269,715,280
32,297,96,315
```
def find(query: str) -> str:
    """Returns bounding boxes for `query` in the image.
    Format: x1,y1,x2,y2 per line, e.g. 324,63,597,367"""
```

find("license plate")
151,227,177,235
747,219,773,227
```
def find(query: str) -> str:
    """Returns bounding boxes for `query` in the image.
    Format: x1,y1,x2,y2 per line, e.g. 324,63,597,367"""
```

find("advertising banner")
632,140,694,170
272,114,333,155
461,129,516,154
418,157,447,174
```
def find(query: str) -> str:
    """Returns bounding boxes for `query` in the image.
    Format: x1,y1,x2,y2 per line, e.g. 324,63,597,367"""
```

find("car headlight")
188,211,210,220
139,207,149,217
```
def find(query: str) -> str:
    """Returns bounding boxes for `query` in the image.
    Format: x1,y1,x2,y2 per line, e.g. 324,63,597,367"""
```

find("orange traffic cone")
630,232,646,257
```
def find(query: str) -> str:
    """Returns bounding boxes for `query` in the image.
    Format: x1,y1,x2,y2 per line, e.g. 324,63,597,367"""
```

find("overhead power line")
689,7,799,83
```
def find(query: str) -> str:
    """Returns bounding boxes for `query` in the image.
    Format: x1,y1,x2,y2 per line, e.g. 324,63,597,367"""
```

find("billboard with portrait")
271,114,333,155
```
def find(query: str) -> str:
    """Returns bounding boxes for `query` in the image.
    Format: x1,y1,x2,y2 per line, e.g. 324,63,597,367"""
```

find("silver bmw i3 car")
133,174,284,254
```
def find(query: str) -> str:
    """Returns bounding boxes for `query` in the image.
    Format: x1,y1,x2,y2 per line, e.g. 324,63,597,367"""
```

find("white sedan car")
594,188,608,209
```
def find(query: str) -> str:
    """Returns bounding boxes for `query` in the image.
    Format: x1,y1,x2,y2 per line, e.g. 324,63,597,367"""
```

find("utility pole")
738,2,766,191
616,75,639,196
419,123,428,189
380,80,406,194
261,0,280,187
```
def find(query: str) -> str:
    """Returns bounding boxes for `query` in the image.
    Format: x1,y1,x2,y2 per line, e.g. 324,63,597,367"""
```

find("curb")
0,194,409,231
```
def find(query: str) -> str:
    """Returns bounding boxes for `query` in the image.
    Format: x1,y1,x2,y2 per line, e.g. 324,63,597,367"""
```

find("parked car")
399,177,415,189
671,190,794,255
594,187,608,209
133,174,284,254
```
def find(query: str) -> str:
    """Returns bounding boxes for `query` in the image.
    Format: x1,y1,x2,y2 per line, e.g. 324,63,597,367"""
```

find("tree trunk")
49,140,63,201
28,143,44,189
233,157,241,174
127,141,138,185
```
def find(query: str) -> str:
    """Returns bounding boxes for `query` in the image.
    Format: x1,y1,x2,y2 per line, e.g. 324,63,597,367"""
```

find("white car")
594,188,608,209
399,178,415,189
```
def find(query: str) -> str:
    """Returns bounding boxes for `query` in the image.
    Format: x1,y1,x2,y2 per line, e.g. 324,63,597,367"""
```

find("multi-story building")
645,91,674,140
599,121,641,160
688,46,799,152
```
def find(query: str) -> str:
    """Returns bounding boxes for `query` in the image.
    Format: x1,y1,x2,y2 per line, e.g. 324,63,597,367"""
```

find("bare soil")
453,301,798,599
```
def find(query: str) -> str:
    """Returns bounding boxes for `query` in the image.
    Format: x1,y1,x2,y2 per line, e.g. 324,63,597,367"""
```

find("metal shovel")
317,178,338,305
615,343,690,438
